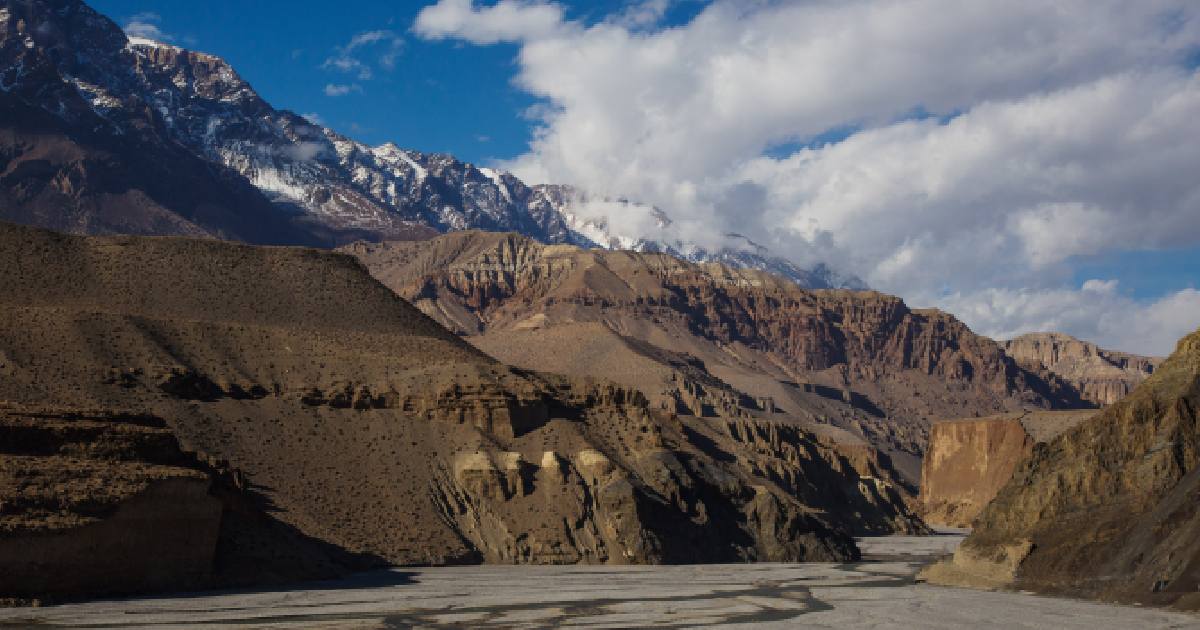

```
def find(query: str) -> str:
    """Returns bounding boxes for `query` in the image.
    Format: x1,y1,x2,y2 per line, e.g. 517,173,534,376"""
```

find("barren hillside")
0,221,922,602
343,231,1089,485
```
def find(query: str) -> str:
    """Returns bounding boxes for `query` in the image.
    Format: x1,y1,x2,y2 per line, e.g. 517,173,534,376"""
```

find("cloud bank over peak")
413,0,1200,355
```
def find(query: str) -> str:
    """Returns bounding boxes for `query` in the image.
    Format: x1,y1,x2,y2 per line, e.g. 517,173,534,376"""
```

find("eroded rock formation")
1003,333,1159,406
923,327,1200,610
0,222,921,601
343,231,1089,486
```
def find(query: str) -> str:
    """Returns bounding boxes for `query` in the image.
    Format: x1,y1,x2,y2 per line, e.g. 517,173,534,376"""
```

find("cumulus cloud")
414,0,567,44
324,83,361,97
123,12,172,42
323,30,404,80
939,282,1200,357
413,0,1200,354
609,0,672,30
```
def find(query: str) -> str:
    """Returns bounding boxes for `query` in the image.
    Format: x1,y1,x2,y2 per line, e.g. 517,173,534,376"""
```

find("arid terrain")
343,231,1092,486
1003,333,1161,406
924,327,1200,610
919,410,1096,527
2,532,1196,628
2,1,1196,621
0,221,927,602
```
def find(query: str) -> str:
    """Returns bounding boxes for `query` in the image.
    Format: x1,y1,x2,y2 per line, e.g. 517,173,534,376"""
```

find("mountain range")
0,0,862,289
4,0,1195,612
342,230,1090,487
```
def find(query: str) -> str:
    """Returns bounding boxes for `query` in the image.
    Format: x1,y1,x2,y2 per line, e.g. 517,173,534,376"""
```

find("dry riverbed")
2,532,1196,628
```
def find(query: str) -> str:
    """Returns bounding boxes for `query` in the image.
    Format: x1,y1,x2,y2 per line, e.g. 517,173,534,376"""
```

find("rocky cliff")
1003,333,1159,406
0,221,922,601
923,327,1200,610
343,231,1089,487
919,410,1095,527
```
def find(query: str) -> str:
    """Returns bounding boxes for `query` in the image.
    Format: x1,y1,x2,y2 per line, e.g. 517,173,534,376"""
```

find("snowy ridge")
0,0,861,289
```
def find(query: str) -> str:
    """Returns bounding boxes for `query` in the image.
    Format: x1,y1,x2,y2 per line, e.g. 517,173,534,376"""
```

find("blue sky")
91,0,701,165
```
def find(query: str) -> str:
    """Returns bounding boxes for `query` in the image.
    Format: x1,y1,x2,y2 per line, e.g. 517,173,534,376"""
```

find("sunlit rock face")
918,410,1095,527
1003,332,1159,406
924,328,1200,611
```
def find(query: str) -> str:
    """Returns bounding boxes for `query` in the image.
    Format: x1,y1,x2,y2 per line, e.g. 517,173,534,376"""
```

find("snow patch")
127,36,179,50
479,167,511,203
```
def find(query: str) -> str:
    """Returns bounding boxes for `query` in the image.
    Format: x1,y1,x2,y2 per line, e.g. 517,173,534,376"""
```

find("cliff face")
923,328,1200,610
343,232,1088,486
920,417,1033,528
0,408,223,601
0,222,922,601
1003,333,1160,406
919,411,1096,527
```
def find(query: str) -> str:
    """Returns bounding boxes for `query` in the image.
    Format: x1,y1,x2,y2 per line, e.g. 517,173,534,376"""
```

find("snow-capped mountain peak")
0,0,862,289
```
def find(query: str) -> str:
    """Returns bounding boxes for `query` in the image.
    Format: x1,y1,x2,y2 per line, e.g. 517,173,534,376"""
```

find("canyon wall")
1003,333,1159,406
923,328,1200,610
919,410,1096,527
344,231,1089,487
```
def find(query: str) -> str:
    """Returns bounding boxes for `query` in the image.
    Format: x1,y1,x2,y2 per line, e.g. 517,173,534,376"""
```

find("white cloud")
323,30,404,80
413,0,1200,355
938,283,1200,357
324,83,361,97
609,0,671,29
123,11,172,42
279,141,327,161
301,112,325,125
414,0,567,44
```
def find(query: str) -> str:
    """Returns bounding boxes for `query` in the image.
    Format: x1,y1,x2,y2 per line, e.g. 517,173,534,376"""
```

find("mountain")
922,327,1200,610
0,0,859,288
341,231,1089,487
1002,332,1160,406
0,220,923,602
0,0,329,245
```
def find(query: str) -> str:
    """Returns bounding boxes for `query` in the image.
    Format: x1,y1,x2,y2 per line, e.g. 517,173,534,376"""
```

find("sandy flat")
2,533,1195,629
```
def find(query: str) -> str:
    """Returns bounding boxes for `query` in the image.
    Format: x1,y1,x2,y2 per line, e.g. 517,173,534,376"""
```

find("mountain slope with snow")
0,0,861,289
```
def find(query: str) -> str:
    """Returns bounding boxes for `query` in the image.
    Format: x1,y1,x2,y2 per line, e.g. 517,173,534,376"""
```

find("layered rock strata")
0,222,922,601
343,231,1089,487
1003,333,1159,406
923,328,1200,610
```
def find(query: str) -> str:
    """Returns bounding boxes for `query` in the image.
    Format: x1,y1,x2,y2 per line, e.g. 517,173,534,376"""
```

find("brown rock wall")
924,328,1200,610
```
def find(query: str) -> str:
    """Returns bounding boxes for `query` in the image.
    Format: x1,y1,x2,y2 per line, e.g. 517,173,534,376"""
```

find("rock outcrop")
343,231,1090,487
1003,333,1160,406
923,327,1200,610
0,221,922,601
919,410,1095,527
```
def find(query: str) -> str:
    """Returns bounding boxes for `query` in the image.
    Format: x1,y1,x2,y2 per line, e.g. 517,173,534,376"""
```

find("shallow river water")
2,532,1196,628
